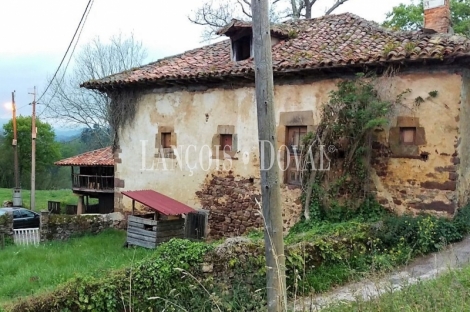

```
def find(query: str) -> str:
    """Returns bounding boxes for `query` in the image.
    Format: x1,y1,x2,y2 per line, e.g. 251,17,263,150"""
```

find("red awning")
121,190,196,216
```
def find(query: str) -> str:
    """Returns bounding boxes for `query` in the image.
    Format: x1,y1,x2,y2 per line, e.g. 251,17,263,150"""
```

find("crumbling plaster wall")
114,81,339,236
372,71,462,215
115,70,464,237
457,69,470,208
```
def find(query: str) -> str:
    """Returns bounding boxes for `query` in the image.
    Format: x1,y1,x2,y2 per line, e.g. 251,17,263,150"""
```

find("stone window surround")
389,116,426,158
155,126,177,159
211,125,238,160
277,111,315,186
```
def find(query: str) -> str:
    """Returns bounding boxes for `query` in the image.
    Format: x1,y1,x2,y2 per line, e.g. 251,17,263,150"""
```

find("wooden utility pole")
30,87,37,211
11,92,19,189
11,91,23,207
251,0,287,311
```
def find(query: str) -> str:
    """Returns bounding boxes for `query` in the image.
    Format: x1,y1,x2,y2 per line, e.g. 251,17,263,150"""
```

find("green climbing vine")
300,73,397,221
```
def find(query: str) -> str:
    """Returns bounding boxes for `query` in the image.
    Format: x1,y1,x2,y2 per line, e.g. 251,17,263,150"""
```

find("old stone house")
82,4,470,238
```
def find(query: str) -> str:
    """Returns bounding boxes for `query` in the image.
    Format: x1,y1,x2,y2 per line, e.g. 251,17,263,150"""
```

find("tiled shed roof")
54,147,114,166
82,13,470,90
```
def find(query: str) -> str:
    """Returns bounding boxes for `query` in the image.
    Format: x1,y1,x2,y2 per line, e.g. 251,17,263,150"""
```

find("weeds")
0,229,152,305
323,263,470,311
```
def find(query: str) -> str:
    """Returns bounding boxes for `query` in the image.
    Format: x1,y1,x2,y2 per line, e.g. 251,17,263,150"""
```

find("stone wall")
196,173,263,239
371,72,462,216
0,214,13,245
196,172,303,239
39,212,125,242
115,69,464,232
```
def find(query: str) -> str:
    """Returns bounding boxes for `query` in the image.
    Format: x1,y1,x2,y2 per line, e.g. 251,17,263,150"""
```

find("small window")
287,170,301,186
220,134,233,151
286,126,307,186
161,132,172,148
287,126,308,155
400,128,416,145
232,35,252,61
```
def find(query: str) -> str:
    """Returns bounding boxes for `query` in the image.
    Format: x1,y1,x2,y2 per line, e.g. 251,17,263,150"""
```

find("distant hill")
0,118,82,142
54,128,82,142
0,118,7,130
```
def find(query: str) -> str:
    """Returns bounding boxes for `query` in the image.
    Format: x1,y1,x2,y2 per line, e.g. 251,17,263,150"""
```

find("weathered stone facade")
112,70,467,237
39,212,125,242
369,72,464,216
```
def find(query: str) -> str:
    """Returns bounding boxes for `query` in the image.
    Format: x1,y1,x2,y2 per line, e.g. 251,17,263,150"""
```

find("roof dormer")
217,19,289,62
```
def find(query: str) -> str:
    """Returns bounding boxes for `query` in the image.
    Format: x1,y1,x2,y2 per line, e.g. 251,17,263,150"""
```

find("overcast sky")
0,0,411,125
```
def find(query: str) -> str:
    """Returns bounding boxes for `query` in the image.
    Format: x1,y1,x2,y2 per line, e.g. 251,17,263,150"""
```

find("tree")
383,0,470,35
0,133,14,188
43,32,147,148
189,0,350,39
2,116,61,190
80,124,111,151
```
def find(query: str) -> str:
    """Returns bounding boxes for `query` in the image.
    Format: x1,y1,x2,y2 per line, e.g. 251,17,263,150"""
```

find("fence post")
40,210,49,242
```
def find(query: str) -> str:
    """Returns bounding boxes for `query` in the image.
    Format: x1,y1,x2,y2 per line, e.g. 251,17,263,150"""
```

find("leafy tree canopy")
383,0,470,35
2,116,61,189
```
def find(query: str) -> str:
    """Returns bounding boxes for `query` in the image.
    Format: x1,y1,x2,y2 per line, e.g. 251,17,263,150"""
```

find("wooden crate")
126,215,185,249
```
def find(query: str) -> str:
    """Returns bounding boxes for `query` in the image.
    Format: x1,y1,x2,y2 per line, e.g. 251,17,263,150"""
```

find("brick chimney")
423,0,452,33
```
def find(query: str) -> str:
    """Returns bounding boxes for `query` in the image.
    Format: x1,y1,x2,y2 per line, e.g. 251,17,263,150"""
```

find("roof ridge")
81,13,470,90
54,146,113,166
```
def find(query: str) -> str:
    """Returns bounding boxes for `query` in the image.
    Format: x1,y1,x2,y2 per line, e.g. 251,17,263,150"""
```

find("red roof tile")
82,13,470,90
54,147,114,166
122,190,197,216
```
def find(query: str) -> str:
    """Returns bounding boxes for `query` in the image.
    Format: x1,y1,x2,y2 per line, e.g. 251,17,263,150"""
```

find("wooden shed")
54,147,114,214
121,190,197,249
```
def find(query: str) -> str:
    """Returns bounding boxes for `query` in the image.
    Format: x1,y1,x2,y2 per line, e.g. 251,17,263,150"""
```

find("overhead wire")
38,0,94,118
35,0,93,107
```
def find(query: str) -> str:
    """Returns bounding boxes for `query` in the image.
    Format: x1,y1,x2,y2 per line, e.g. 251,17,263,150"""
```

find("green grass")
0,188,90,212
0,229,153,304
323,263,470,311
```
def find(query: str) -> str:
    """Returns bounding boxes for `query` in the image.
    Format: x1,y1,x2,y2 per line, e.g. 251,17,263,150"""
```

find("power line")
38,0,94,117
36,0,93,105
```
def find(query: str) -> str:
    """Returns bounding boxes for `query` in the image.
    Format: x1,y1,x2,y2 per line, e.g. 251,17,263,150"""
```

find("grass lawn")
323,264,470,311
0,188,83,212
0,229,153,305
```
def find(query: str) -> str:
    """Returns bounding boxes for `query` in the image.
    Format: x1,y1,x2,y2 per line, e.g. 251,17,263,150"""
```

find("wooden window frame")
212,125,238,160
161,132,172,148
155,127,176,159
285,126,308,186
220,134,233,151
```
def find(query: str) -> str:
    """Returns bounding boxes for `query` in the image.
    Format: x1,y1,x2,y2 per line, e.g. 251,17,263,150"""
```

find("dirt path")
291,236,470,311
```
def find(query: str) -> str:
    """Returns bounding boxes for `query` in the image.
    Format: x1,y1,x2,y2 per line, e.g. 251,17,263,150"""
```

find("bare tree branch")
325,0,349,15
43,32,147,148
236,0,253,18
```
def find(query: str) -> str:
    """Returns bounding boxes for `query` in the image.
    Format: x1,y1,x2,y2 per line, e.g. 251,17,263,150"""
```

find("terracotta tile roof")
82,13,470,90
54,147,114,166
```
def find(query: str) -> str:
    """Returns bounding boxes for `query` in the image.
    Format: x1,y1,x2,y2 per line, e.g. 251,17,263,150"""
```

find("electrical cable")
38,0,94,117
36,0,93,105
